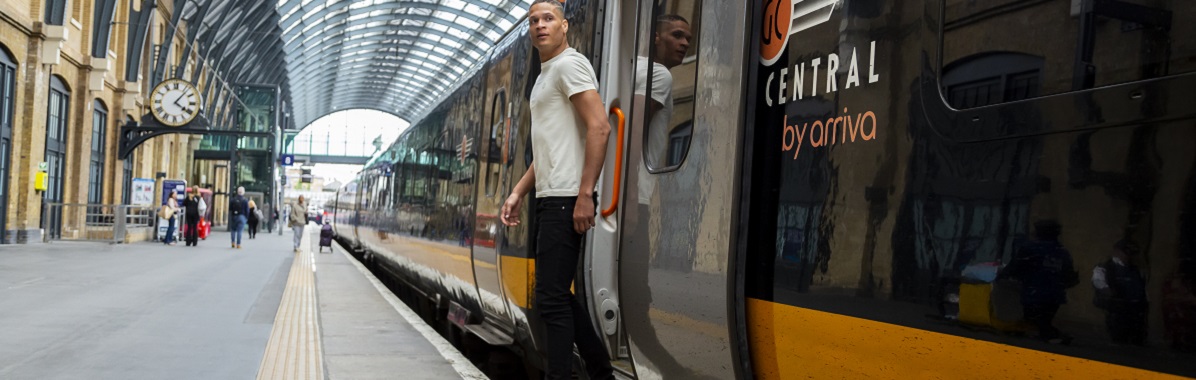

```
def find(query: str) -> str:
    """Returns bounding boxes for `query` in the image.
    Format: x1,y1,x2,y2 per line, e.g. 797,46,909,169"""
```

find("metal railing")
42,203,160,243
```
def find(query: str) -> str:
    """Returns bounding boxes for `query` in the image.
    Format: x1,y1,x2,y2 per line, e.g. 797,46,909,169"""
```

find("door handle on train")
601,106,625,218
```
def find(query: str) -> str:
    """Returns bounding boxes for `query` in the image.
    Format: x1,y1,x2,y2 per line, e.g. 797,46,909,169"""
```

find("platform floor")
0,225,482,380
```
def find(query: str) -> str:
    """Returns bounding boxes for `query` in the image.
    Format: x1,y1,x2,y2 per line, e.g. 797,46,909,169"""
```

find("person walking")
288,195,307,253
161,190,178,246
229,187,249,249
1001,220,1079,344
182,186,202,246
500,1,613,378
265,203,274,233
1093,239,1149,345
247,199,260,239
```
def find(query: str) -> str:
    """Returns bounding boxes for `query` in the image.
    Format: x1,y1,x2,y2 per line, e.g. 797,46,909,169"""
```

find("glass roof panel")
179,0,539,131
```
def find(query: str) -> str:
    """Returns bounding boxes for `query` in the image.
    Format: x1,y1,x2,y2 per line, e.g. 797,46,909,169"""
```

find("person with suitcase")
182,186,203,246
318,221,334,253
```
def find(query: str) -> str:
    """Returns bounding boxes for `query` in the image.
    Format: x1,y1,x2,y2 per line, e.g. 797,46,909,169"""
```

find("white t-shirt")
635,57,673,204
530,47,599,198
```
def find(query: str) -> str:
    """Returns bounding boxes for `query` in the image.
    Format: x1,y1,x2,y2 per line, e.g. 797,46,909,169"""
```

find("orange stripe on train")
746,298,1184,380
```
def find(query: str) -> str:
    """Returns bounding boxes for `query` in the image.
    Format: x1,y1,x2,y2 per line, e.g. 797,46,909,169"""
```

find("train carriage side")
739,0,1196,379
332,180,357,241
339,6,562,373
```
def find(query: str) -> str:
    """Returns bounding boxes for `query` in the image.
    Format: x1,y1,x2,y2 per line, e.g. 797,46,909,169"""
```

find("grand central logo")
761,0,837,66
759,0,884,159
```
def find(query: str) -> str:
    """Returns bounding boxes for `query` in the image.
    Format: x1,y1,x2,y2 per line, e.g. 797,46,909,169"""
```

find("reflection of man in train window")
1001,220,1078,344
1093,239,1149,345
626,13,697,379
638,14,692,204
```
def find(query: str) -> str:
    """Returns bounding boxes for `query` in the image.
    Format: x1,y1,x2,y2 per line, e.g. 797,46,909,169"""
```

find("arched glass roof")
152,0,532,132
276,0,532,128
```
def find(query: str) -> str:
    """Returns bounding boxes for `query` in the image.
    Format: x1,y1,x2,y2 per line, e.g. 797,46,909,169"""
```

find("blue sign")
158,179,187,241
281,154,295,166
161,179,187,205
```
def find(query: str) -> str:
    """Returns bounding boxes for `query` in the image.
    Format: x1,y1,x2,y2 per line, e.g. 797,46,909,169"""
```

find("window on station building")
44,76,70,237
942,53,1044,109
43,0,66,24
942,0,1195,107
640,0,701,172
0,46,15,237
90,100,108,205
45,76,69,205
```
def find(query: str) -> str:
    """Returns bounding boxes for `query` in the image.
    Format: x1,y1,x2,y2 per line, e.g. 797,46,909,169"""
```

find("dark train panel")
742,0,1196,378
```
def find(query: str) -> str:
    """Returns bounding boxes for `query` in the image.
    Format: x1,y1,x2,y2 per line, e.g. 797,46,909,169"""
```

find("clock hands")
172,93,185,109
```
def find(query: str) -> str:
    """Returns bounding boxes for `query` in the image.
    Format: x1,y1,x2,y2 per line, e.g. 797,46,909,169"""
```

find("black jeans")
1024,302,1062,340
184,215,199,245
535,196,613,380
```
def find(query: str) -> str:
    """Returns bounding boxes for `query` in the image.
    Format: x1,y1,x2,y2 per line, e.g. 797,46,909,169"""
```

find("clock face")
151,79,201,127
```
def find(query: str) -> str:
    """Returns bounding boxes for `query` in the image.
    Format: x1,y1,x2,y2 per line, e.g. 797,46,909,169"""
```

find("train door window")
640,0,701,172
942,0,1195,105
485,89,507,197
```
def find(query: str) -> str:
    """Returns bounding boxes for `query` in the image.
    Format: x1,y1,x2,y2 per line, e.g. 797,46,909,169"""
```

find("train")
328,0,1196,378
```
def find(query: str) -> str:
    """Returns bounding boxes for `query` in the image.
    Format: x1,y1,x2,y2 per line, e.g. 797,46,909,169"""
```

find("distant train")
330,0,1196,378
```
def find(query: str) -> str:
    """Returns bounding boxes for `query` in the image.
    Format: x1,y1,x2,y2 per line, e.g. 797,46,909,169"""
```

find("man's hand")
573,195,595,233
501,193,523,226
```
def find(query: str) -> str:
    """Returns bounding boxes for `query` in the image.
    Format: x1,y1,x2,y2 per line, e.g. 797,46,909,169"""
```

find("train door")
584,0,640,370
470,46,518,343
612,0,748,378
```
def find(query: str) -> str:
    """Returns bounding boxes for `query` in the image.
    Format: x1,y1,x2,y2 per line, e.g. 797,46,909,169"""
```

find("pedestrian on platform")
229,187,249,249
162,190,178,246
1001,220,1078,345
248,199,260,239
288,195,307,253
183,186,202,246
1093,239,1149,345
500,1,613,379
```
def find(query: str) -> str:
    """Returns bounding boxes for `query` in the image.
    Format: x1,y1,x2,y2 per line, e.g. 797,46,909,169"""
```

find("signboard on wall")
131,178,154,205
158,179,187,241
161,179,187,205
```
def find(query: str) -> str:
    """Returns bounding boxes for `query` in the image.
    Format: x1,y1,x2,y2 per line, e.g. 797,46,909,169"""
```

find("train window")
484,89,507,197
640,0,700,172
942,0,1195,107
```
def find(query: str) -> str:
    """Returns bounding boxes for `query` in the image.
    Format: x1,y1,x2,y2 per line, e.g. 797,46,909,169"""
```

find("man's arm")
501,163,535,226
570,89,611,233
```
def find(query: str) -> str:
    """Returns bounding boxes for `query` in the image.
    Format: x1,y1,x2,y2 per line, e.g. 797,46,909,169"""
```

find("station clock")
150,78,202,127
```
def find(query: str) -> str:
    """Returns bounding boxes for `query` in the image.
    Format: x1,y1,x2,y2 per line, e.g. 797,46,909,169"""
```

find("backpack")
229,197,243,215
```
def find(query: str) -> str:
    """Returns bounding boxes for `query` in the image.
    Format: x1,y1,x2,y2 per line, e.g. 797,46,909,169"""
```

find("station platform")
0,225,485,380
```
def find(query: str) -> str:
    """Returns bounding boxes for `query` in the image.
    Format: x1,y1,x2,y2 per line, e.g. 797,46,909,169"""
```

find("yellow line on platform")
257,227,324,380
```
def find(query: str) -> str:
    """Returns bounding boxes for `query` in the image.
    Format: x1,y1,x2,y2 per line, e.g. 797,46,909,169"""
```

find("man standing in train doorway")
500,1,613,379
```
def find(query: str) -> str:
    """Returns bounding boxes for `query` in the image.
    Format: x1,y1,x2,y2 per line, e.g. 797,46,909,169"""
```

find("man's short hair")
531,0,565,17
657,14,689,27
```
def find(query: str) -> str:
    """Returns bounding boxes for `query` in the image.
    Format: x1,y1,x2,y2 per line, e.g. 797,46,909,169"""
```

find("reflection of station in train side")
761,0,1195,373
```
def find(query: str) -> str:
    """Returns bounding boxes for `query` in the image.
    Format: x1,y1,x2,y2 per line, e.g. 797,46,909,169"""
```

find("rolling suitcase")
198,218,210,240
318,223,334,253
